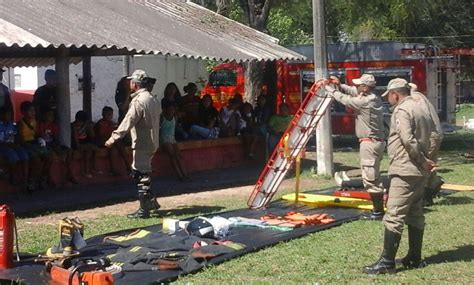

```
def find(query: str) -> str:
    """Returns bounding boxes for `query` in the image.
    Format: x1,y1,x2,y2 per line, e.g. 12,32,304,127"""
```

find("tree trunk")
241,0,273,105
244,61,263,105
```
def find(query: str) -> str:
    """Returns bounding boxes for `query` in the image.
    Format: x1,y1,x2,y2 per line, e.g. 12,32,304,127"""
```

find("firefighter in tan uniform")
325,74,386,220
409,83,444,205
364,78,435,274
106,70,161,219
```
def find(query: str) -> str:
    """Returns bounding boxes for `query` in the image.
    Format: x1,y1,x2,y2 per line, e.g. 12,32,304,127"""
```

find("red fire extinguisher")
0,204,19,269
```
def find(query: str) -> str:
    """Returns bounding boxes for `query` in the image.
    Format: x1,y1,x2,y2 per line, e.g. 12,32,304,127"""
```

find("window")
209,70,237,87
14,74,21,89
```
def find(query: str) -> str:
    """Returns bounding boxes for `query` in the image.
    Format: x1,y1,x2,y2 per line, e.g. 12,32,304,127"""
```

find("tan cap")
127,69,149,83
352,74,376,86
381,78,411,97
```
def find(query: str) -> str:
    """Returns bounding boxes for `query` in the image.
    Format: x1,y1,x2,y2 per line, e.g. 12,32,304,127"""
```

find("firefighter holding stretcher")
324,74,386,220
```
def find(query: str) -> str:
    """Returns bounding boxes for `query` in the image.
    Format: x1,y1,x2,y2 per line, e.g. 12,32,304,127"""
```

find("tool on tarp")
0,204,20,269
49,257,114,285
334,190,388,202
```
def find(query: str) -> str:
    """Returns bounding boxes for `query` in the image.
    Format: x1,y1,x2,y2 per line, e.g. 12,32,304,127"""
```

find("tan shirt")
332,84,385,139
387,96,434,177
107,88,161,152
410,90,443,158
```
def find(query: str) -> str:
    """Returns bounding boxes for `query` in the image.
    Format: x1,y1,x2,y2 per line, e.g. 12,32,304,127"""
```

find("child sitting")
189,95,219,140
0,107,29,188
218,97,241,137
71,110,97,178
160,103,190,181
38,108,77,184
94,106,131,175
17,101,51,191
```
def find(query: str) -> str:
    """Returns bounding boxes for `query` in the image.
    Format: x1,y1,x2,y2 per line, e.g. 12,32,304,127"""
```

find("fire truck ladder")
247,81,333,209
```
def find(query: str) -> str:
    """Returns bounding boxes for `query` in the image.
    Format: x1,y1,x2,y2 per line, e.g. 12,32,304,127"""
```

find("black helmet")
185,217,214,238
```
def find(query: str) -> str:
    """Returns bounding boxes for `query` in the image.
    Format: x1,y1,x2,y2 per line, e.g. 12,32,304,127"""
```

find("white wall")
133,55,208,100
12,67,38,90
15,55,208,122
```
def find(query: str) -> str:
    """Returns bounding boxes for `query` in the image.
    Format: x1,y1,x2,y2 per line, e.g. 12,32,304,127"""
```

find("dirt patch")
22,177,325,225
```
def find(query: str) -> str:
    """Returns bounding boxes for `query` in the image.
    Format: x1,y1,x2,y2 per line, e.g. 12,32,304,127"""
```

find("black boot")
127,192,151,219
424,175,443,207
360,192,385,221
363,229,401,275
148,195,161,214
396,226,426,269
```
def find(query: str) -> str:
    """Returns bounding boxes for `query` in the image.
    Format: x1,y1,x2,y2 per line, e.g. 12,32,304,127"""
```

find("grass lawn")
15,106,474,284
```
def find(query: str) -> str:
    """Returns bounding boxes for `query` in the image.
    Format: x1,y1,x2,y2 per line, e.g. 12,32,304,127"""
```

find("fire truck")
202,41,461,135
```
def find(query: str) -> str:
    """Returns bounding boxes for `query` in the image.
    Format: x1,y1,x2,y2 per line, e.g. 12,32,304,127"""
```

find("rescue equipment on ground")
49,257,114,285
282,193,378,210
248,80,334,209
44,218,86,261
0,205,19,269
334,190,388,202
185,217,215,239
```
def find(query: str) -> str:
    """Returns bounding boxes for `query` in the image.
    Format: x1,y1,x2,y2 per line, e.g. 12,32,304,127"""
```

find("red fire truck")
202,42,460,135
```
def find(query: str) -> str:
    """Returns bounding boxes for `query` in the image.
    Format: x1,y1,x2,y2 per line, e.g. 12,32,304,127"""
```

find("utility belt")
359,137,384,143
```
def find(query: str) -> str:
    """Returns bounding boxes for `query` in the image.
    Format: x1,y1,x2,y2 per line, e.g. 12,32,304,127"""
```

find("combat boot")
127,192,151,219
363,229,401,275
396,226,426,269
360,192,385,221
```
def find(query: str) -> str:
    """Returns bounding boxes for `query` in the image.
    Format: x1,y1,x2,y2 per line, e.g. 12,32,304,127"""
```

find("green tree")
326,0,474,47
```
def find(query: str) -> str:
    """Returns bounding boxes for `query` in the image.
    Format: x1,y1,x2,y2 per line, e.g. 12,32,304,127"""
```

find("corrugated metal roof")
0,0,305,67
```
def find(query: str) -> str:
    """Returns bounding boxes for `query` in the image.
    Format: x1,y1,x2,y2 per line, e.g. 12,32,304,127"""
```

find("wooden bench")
0,137,260,193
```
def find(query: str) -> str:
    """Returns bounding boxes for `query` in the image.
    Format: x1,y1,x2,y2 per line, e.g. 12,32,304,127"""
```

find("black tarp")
0,191,363,284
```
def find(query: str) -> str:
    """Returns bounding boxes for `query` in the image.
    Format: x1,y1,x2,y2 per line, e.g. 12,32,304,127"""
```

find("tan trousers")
383,175,427,234
132,149,156,173
359,141,385,194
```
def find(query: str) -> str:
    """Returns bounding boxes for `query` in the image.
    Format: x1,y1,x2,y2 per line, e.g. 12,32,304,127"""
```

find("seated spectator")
162,82,188,141
161,82,182,108
233,92,244,111
179,82,201,129
189,94,219,139
253,94,272,136
38,108,77,184
160,104,190,181
218,97,241,137
0,107,29,188
267,103,292,153
17,101,51,191
95,106,132,175
71,110,97,178
240,102,258,159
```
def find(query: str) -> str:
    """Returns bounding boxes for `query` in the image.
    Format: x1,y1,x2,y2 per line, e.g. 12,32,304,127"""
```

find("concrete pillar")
313,0,334,175
82,56,92,120
56,47,71,147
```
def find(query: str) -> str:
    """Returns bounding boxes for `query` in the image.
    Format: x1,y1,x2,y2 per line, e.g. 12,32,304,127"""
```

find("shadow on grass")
435,195,473,206
425,245,474,264
437,168,454,174
157,205,226,217
334,162,359,172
